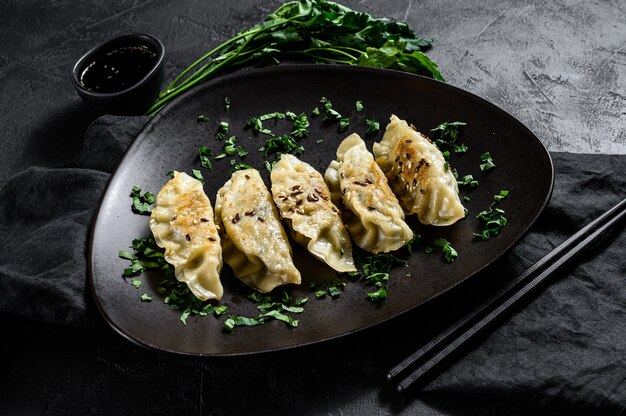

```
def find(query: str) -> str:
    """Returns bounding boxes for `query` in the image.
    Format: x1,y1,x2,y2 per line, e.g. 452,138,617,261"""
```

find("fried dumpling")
373,115,465,226
215,169,301,293
149,171,223,301
271,154,356,273
324,133,413,254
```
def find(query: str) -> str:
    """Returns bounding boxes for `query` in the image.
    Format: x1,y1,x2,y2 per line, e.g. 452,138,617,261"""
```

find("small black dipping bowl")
72,33,165,115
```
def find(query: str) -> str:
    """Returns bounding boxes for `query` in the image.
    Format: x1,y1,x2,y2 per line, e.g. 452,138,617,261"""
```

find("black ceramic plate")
90,65,553,356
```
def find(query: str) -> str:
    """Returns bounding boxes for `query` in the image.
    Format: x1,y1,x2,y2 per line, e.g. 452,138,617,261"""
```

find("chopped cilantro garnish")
140,293,152,302
197,115,210,122
130,185,156,215
198,146,213,170
230,161,254,172
191,169,206,184
365,119,380,135
434,238,458,263
367,287,387,302
247,117,274,136
259,135,298,155
314,290,327,299
130,279,142,289
494,189,509,202
338,117,350,132
464,195,471,202
431,121,468,153
458,174,479,188
320,97,342,121
312,107,320,116
291,113,310,139
214,305,229,316
424,246,434,254
355,100,364,112
216,136,247,159
474,192,509,240
224,97,231,112
167,170,175,178
223,315,264,332
216,121,229,141
480,152,496,171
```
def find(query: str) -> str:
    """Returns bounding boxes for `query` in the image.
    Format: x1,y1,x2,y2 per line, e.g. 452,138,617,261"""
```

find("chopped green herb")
223,315,264,332
281,304,305,314
314,290,327,299
216,136,247,159
216,121,229,141
131,279,142,289
458,174,479,188
355,100,364,112
424,246,434,254
480,152,496,171
320,97,342,121
260,112,287,121
259,134,298,155
167,170,175,178
130,185,156,215
494,189,509,202
198,146,213,170
365,119,380,135
406,233,422,254
261,309,299,328
294,297,309,306
118,250,137,260
338,117,350,132
224,97,231,112
214,305,229,316
140,293,152,302
312,107,320,116
474,195,508,240
316,139,324,144
247,292,264,302
367,286,387,302
291,113,310,139
230,161,254,172
431,121,468,153
191,169,206,184
434,238,458,263
464,195,471,202
197,115,210,122
180,307,191,325
264,160,275,172
247,117,274,136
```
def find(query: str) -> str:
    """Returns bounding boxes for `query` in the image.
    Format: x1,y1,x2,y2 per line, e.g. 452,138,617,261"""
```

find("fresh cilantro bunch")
147,0,442,114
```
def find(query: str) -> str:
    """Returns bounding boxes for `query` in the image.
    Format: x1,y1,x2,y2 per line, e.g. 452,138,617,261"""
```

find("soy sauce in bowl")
72,33,165,115
80,45,158,93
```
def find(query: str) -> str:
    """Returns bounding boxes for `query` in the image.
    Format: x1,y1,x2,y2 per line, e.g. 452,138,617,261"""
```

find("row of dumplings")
149,115,466,301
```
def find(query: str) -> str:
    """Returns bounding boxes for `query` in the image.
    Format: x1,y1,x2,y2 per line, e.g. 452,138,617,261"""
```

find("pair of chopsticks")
387,197,626,393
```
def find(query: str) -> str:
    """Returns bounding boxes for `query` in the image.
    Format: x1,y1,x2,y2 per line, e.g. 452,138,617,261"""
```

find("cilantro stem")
146,0,441,115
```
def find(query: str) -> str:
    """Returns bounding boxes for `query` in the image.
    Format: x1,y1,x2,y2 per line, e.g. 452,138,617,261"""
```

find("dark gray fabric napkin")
0,115,148,326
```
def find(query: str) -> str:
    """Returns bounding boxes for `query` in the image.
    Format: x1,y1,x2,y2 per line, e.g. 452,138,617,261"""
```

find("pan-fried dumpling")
324,133,413,254
215,169,301,293
373,115,465,226
149,171,223,301
271,154,356,273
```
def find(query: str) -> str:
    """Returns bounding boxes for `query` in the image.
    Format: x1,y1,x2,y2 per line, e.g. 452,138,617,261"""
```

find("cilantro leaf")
480,152,496,171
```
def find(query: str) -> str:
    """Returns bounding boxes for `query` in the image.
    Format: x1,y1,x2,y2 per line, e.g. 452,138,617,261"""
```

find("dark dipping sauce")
80,45,158,93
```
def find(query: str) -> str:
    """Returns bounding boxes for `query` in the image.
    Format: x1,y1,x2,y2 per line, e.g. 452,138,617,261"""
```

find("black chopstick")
388,197,626,393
